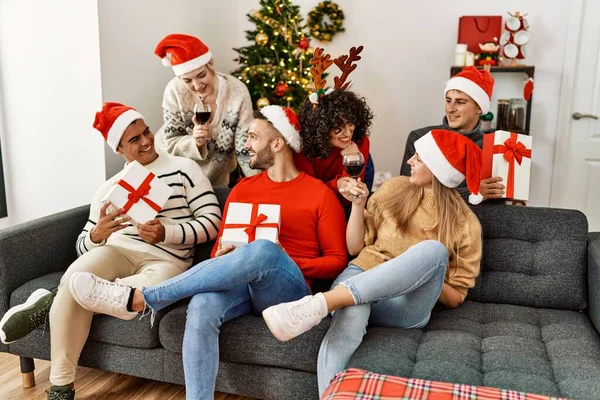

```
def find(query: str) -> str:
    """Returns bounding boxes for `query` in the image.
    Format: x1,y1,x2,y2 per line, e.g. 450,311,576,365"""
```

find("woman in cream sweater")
263,129,484,395
154,34,257,187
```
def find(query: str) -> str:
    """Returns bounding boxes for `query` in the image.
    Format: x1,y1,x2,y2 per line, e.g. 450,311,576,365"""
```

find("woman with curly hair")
263,129,484,395
295,89,374,203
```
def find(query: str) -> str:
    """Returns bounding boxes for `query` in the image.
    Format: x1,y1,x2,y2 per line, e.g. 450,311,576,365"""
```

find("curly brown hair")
298,90,373,159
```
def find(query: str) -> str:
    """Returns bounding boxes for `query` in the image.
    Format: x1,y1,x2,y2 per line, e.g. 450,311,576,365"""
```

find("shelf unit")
450,65,535,135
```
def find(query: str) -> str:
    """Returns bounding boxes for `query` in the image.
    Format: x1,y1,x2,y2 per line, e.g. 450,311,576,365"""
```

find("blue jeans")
141,240,311,400
317,240,448,395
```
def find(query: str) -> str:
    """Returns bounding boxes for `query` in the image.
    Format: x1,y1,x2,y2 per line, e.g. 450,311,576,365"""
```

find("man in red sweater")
68,105,348,399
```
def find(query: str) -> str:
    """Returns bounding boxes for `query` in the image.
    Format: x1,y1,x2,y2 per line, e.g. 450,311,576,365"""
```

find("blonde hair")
375,177,471,273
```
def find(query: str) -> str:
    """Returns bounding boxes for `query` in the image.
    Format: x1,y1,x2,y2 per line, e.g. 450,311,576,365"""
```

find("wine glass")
342,152,365,179
194,102,212,125
342,152,366,200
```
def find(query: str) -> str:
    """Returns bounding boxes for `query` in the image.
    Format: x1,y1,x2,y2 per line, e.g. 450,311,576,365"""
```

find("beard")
249,141,275,170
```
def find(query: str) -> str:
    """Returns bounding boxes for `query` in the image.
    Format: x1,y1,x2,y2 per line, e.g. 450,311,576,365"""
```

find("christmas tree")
232,0,314,110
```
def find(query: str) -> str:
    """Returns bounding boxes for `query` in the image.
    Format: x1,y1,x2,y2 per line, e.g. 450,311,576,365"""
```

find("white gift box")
482,130,533,201
221,203,281,248
101,161,173,224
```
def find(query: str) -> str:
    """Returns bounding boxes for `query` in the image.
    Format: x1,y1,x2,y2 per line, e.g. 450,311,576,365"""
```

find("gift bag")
458,16,503,54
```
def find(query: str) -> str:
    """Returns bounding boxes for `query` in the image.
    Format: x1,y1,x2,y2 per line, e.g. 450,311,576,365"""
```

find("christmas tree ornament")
255,32,269,46
275,82,289,97
257,97,271,109
298,37,310,50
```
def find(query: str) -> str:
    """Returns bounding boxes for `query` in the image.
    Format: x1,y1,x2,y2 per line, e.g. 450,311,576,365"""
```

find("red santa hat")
154,34,213,76
258,106,302,153
444,66,494,114
93,102,145,153
414,129,484,205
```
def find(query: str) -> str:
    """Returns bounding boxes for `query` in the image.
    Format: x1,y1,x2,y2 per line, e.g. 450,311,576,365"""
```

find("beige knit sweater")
155,73,257,188
351,176,482,299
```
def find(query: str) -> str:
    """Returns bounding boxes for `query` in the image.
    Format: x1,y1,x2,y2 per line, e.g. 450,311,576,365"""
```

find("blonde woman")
263,129,484,394
154,34,257,187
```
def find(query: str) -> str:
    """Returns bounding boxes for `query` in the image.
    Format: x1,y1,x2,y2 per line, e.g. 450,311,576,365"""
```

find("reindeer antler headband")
309,45,364,106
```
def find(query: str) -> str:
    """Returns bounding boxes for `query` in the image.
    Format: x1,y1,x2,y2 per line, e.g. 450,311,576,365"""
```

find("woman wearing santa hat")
154,33,258,187
262,129,484,395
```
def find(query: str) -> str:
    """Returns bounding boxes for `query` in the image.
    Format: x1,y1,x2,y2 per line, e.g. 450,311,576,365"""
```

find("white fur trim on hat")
259,106,302,153
414,132,465,188
444,76,490,114
107,109,144,153
168,51,213,76
469,193,483,205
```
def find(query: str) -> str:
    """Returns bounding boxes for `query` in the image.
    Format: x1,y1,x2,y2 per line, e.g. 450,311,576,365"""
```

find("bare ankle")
323,285,355,312
131,289,145,312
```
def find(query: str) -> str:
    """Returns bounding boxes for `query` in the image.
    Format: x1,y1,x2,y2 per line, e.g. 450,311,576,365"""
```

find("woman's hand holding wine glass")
193,103,212,148
339,177,368,205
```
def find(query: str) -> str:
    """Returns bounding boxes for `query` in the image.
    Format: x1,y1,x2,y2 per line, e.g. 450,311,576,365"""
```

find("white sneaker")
69,272,137,321
262,293,328,342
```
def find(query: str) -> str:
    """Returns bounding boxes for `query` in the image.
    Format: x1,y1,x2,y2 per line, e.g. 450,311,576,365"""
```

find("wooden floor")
0,353,254,400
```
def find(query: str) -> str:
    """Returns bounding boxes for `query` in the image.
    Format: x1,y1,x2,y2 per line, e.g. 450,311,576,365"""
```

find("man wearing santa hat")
66,106,348,400
0,102,221,399
400,66,505,202
154,33,258,188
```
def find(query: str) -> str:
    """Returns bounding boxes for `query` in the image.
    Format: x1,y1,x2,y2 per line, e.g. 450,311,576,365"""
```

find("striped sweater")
76,153,221,270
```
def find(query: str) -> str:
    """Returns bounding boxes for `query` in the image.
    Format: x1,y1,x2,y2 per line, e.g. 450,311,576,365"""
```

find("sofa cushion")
10,273,168,349
348,301,600,400
469,205,588,311
159,304,331,373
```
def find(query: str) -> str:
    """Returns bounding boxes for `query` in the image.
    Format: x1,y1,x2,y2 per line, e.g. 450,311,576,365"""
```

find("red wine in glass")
344,161,365,178
342,152,365,178
194,103,212,124
196,111,211,124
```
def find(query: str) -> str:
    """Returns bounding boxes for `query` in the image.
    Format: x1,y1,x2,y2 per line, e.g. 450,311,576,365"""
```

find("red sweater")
294,136,370,198
211,171,348,287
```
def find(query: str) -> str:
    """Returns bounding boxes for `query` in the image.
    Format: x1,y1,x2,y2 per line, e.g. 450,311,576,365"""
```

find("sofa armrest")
588,232,600,333
0,205,89,319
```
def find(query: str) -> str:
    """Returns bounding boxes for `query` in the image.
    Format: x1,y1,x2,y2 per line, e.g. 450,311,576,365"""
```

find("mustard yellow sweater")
351,176,482,299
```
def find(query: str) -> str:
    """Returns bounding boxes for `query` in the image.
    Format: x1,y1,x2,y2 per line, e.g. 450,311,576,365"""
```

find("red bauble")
275,82,289,97
298,37,310,50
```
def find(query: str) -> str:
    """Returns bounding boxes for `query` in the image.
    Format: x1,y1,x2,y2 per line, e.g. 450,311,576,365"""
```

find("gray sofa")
1,187,600,400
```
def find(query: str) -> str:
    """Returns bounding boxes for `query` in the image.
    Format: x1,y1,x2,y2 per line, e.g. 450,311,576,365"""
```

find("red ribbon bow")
117,173,161,213
223,204,280,243
492,133,531,199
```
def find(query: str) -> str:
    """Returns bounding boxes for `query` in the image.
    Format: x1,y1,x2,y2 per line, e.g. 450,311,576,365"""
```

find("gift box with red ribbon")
482,130,532,201
101,161,173,224
221,203,281,248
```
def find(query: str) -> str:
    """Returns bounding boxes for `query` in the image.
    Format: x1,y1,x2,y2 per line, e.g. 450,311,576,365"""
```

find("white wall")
0,0,105,229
